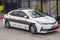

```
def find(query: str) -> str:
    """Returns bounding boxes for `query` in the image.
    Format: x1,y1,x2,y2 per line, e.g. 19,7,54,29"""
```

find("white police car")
3,9,59,34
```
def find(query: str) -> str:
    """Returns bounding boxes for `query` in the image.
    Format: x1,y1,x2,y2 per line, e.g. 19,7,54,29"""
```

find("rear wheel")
30,25,37,34
5,21,11,28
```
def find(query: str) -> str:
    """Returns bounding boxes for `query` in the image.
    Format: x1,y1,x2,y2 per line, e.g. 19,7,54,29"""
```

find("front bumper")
41,26,59,31
40,26,59,33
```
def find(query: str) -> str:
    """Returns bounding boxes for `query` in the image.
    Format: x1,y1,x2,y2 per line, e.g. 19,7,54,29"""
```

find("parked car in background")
3,9,59,34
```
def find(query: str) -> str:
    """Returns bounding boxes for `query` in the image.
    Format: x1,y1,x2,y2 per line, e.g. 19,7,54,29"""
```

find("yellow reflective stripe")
19,20,27,23
9,18,16,21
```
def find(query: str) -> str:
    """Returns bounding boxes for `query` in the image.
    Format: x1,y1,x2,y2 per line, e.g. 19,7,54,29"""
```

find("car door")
8,10,19,27
15,11,30,30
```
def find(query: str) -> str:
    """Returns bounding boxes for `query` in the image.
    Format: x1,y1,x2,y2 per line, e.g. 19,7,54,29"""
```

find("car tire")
30,25,37,34
5,21,11,28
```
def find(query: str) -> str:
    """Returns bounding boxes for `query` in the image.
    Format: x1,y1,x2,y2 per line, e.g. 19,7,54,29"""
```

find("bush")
35,6,42,13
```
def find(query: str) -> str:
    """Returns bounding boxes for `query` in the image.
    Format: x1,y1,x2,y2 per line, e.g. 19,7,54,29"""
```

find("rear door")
8,10,19,27
15,11,30,30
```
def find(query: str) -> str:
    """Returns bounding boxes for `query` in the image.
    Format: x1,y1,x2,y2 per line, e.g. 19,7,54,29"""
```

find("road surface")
0,19,60,40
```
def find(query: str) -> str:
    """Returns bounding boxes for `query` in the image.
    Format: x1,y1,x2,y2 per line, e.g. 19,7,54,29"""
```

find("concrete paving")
0,19,60,40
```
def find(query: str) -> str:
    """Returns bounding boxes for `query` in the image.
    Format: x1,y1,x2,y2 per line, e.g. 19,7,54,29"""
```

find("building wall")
22,0,57,14
3,0,57,14
23,0,29,8
51,0,56,14
36,0,56,14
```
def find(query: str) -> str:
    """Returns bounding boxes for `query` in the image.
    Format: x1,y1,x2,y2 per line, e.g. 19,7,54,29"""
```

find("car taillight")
52,25,58,29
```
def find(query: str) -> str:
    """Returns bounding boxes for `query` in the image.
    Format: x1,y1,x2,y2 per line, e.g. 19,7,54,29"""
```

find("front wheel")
30,25,37,34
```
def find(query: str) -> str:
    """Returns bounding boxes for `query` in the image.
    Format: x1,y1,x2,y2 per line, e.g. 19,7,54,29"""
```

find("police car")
3,9,59,34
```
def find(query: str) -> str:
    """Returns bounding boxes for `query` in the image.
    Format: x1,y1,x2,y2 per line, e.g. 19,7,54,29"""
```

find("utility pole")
56,0,58,17
22,0,23,8
41,0,43,13
28,0,30,8
56,0,59,24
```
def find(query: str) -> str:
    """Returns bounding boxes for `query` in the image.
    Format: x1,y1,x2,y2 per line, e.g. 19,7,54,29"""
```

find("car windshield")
28,11,45,18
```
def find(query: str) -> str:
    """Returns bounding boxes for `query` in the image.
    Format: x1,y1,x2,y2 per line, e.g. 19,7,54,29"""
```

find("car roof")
13,9,34,14
12,9,34,12
10,9,35,15
18,9,34,11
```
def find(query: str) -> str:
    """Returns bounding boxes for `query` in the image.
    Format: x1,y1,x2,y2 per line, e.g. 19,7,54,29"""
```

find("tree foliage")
35,6,43,13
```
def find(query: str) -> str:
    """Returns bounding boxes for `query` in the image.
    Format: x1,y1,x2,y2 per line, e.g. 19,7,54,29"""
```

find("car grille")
45,22,56,25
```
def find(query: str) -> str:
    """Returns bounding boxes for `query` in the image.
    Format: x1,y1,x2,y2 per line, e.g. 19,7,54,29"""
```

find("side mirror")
24,16,29,19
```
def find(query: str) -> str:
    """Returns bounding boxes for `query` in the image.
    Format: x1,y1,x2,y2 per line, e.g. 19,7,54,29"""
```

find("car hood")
31,16,56,23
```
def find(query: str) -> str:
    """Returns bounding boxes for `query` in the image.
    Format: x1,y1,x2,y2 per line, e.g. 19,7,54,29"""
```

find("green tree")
35,6,43,13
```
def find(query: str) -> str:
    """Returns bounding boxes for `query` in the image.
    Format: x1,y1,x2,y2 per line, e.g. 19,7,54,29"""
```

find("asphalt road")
0,19,60,40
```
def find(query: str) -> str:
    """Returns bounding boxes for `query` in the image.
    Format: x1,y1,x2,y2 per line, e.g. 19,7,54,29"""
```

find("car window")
10,11,18,16
18,11,29,18
28,11,45,18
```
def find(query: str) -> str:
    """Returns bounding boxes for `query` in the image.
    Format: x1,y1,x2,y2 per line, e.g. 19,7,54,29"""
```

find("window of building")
30,0,36,8
43,0,48,3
